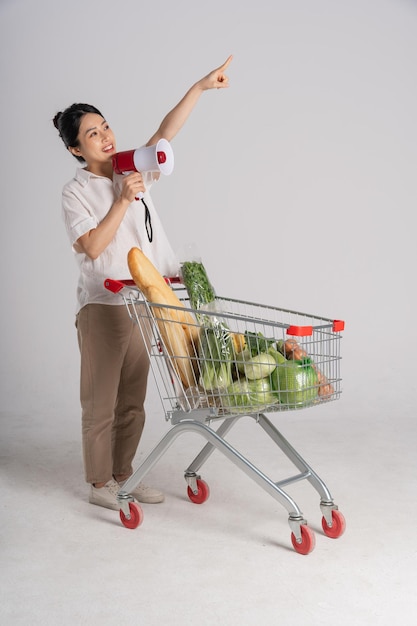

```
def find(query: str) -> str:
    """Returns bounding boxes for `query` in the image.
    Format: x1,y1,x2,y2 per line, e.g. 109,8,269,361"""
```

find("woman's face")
71,113,116,169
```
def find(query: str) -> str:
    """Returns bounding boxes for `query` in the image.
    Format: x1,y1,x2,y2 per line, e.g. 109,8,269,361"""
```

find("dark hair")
53,103,104,163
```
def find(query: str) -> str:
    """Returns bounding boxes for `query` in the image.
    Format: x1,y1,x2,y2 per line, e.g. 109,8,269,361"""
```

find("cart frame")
104,278,346,554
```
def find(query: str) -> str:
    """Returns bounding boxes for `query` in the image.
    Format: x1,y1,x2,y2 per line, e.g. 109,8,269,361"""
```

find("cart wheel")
291,524,316,555
120,502,143,529
322,509,346,538
187,479,210,504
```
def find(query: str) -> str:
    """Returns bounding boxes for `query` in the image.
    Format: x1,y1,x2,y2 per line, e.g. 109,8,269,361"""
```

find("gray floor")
1,390,415,625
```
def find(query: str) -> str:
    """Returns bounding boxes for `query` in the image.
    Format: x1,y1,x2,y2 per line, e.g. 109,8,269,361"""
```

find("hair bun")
53,111,63,130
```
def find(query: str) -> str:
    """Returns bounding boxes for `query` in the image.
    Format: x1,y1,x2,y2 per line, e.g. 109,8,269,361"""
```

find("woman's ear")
68,146,81,157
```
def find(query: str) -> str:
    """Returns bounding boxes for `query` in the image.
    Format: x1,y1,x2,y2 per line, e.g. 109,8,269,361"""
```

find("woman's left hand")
199,55,233,90
147,55,234,145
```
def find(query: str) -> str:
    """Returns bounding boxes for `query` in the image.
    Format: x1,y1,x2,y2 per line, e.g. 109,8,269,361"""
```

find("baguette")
127,247,199,387
128,248,190,317
152,306,199,388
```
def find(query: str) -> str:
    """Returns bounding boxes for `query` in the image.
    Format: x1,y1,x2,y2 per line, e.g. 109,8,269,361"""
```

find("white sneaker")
119,481,165,504
89,479,120,511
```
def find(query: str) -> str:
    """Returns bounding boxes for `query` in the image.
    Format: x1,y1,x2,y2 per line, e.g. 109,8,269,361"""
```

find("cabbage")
222,378,277,414
235,350,277,380
271,358,319,408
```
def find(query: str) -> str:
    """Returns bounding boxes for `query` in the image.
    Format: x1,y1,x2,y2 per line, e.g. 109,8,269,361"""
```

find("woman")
53,55,232,510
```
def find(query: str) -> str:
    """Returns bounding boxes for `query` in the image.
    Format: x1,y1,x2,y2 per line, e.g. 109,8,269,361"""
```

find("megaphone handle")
120,170,143,201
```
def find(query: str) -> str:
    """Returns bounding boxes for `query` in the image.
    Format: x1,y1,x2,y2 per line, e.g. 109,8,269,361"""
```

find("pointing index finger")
221,54,233,71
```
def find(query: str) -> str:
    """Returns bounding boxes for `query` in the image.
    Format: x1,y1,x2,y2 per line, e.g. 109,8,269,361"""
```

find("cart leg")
183,423,308,521
184,415,241,475
254,413,345,541
118,417,244,497
254,413,346,545
119,422,191,495
255,413,336,504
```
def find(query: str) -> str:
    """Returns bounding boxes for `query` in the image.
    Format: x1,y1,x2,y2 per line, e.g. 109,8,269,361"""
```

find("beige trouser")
76,303,151,485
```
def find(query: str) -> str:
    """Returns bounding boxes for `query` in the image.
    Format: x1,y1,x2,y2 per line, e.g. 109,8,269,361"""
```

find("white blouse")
61,167,179,313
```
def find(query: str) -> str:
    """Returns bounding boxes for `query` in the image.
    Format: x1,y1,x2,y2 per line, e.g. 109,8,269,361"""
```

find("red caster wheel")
120,502,143,529
187,479,210,504
322,509,346,538
291,524,316,555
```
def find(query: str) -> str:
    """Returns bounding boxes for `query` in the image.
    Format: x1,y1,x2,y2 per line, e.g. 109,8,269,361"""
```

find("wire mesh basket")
105,279,343,423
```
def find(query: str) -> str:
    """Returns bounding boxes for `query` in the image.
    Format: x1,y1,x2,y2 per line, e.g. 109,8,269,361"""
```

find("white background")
1,0,415,418
1,1,417,624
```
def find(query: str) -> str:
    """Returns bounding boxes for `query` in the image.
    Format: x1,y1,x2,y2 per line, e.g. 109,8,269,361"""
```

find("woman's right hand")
121,172,146,203
75,173,146,259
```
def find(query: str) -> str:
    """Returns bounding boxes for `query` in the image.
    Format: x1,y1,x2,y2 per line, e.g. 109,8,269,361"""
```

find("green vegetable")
181,261,216,312
222,378,277,413
244,331,276,357
268,346,288,365
198,321,233,391
235,348,251,373
271,358,319,407
242,352,277,380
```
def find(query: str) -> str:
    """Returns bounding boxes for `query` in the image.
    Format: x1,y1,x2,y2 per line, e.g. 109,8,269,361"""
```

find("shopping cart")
104,277,346,555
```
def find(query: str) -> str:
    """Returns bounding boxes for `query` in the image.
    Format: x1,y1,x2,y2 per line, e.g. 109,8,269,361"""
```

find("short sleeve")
62,186,98,247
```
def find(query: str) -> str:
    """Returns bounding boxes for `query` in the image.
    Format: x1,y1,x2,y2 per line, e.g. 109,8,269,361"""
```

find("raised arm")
146,55,233,146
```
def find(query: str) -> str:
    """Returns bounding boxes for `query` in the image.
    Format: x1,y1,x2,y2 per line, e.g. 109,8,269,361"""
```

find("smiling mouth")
103,144,114,153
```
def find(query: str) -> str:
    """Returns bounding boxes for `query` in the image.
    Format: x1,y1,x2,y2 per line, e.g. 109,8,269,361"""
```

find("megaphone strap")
142,198,153,243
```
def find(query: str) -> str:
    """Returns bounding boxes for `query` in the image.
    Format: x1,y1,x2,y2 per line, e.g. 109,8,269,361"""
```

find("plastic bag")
178,243,216,312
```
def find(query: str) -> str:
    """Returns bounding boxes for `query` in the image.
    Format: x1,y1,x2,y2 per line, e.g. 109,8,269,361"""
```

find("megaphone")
112,138,174,199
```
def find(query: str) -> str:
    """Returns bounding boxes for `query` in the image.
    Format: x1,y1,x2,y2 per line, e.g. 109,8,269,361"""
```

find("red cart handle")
104,279,133,293
286,319,345,336
104,277,182,293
